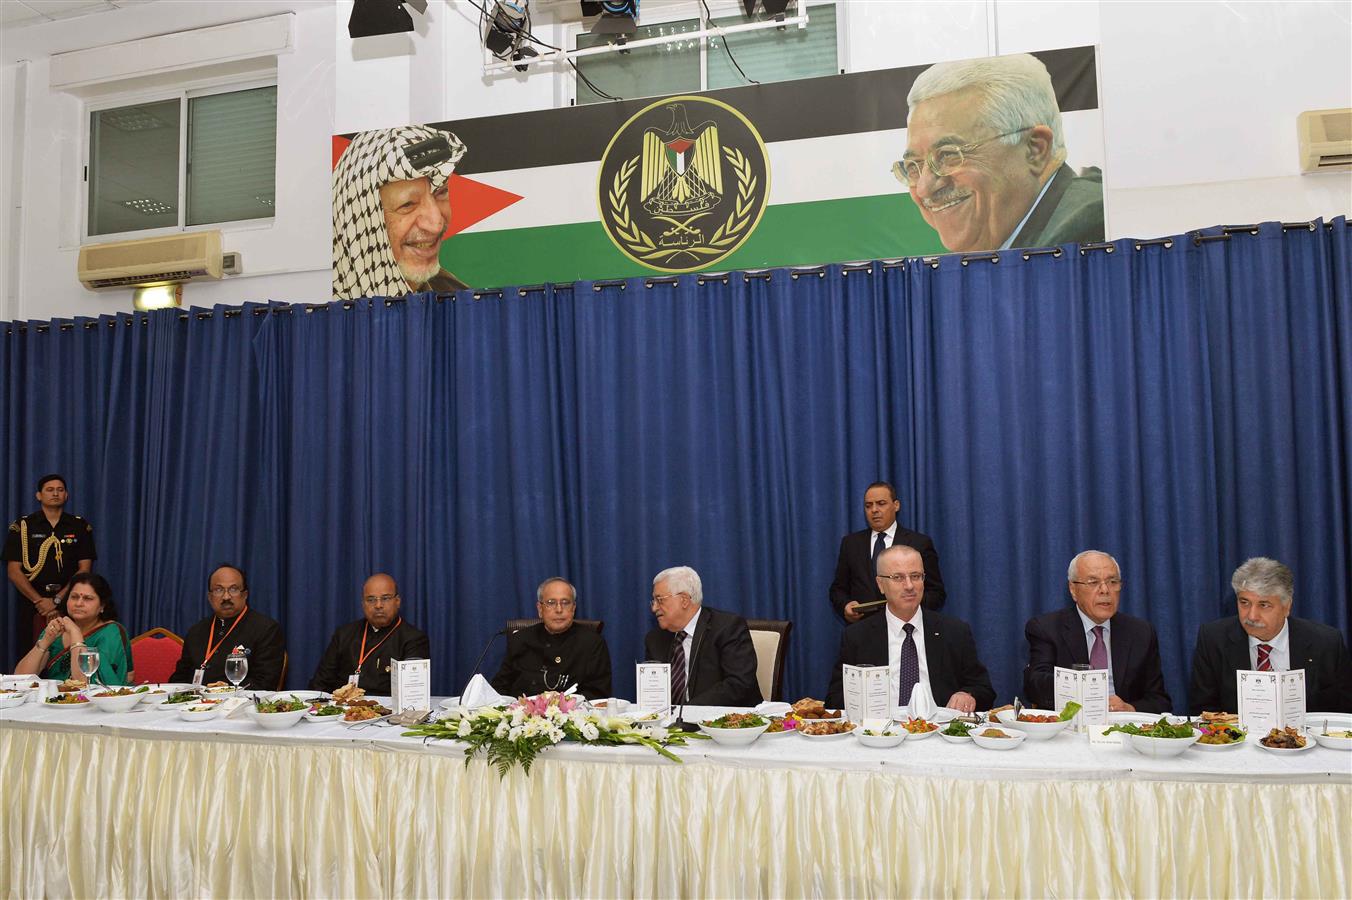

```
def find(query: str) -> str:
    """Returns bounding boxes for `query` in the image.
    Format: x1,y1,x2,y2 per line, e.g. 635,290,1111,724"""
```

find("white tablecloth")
3,699,1349,898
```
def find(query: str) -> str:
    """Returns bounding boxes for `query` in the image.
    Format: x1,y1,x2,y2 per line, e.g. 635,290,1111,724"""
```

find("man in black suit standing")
826,545,993,712
644,565,761,707
1022,550,1171,713
1189,557,1352,715
829,481,945,623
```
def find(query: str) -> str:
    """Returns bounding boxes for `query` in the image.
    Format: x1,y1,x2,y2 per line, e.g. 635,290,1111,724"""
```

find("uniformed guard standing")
3,474,97,666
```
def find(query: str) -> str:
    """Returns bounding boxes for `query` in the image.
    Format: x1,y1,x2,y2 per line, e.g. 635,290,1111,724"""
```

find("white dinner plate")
798,728,855,741
339,712,393,727
761,726,799,738
1254,733,1316,755
305,707,346,722
1191,733,1248,751
266,690,327,702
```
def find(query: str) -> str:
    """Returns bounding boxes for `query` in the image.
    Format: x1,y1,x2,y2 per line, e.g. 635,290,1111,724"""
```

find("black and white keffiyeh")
332,125,467,300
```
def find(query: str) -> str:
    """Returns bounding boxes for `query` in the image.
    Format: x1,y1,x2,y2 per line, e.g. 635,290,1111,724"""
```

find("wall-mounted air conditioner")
78,231,223,289
1297,108,1352,173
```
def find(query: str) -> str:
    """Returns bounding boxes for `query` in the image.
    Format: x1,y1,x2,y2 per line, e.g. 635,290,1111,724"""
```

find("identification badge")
348,674,360,687
192,668,205,686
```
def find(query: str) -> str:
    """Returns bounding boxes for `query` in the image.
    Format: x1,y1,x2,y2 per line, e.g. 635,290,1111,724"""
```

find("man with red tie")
1189,557,1352,715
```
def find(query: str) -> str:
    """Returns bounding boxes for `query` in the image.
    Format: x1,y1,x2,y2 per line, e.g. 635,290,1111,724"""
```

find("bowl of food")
1256,726,1314,755
247,696,309,730
341,703,393,725
938,719,975,743
799,720,856,740
898,717,940,740
763,716,802,737
788,698,842,722
699,712,770,746
179,703,222,722
972,726,1027,750
1313,727,1352,751
201,684,238,697
994,708,1073,741
1192,723,1247,751
1111,718,1201,758
0,689,28,710
88,687,147,713
306,703,346,721
854,725,906,748
159,690,204,708
45,693,92,708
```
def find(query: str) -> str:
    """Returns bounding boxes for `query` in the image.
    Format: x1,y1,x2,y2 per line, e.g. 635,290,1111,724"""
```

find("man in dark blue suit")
829,481,945,623
1189,557,1352,715
1022,550,1171,713
826,545,993,712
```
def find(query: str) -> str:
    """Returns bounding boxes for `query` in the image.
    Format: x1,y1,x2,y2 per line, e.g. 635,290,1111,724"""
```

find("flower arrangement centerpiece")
403,691,707,775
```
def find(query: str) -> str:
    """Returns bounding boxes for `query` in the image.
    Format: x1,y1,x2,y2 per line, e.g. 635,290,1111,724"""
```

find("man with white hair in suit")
895,52,1104,252
643,565,761,707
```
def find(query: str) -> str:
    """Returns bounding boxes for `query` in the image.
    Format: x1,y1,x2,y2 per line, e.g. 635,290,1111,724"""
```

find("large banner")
332,46,1103,296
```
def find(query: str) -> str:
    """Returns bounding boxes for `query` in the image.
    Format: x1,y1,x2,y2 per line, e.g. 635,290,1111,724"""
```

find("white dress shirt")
884,604,929,704
1248,620,1290,671
1076,606,1116,697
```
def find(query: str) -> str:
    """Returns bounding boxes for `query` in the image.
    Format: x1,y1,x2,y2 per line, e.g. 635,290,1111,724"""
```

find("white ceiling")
0,0,157,29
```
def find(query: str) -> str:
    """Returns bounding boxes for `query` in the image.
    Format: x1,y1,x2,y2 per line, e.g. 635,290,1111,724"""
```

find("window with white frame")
86,83,277,238
574,2,838,106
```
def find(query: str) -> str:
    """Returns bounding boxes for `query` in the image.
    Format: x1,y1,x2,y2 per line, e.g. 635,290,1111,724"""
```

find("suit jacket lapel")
1060,608,1091,667
920,615,949,694
1108,615,1130,690
1226,620,1251,673
1286,618,1316,671
686,608,712,696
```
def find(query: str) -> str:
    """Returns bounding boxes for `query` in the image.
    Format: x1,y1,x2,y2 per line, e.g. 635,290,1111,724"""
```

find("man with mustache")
169,564,286,690
333,125,470,300
829,481,945,623
643,565,760,707
1188,557,1352,714
896,53,1104,253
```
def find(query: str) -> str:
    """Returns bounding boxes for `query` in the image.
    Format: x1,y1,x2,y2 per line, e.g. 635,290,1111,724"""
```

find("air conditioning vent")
78,231,223,290
1297,108,1352,173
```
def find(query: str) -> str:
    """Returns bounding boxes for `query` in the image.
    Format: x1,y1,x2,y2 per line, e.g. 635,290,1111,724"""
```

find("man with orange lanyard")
169,564,286,690
309,573,429,695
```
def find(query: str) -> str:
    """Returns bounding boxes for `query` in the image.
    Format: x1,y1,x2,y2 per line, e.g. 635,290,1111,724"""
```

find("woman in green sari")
13,573,132,685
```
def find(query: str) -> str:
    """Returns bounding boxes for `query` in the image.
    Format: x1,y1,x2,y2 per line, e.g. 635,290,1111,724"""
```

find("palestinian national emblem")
598,95,770,272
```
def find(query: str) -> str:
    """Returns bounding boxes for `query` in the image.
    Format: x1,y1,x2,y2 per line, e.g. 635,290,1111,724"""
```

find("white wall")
2,0,1349,322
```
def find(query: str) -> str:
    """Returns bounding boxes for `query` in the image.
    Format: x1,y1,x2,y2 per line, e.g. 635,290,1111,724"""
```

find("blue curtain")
4,220,1349,707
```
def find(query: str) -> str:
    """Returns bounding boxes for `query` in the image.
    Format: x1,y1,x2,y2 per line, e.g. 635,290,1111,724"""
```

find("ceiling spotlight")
485,0,530,59
584,0,639,35
348,0,425,39
741,0,790,16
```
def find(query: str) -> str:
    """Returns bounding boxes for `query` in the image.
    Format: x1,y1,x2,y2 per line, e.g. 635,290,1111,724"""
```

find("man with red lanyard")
169,564,286,690
309,573,430,695
4,474,96,666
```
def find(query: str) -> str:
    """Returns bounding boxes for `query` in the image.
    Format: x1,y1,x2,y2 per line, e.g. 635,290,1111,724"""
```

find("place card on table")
841,664,890,724
392,658,431,713
635,663,671,713
1237,669,1305,735
1054,666,1109,733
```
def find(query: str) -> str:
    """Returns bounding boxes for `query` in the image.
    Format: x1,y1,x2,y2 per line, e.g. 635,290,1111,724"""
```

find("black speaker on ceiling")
348,0,414,38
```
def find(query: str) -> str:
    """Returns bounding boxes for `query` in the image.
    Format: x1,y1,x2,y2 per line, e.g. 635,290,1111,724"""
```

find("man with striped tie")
643,566,761,708
1189,557,1352,715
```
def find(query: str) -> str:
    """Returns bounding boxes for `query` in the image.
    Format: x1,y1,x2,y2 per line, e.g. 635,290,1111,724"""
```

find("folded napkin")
907,682,937,720
460,674,512,709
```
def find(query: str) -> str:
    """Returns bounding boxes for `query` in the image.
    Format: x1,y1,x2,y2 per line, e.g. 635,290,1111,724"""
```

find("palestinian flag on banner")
333,46,1101,290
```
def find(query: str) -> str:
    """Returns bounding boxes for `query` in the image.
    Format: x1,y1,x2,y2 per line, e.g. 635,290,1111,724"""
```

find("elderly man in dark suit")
826,545,993,713
829,481,945,624
1022,550,1171,713
1189,557,1352,715
643,565,761,707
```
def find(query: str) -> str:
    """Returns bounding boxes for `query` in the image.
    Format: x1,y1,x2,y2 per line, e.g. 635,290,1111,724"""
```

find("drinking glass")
77,647,101,684
225,653,249,689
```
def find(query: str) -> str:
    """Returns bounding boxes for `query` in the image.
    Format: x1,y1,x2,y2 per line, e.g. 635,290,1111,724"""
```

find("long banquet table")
2,697,1349,899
